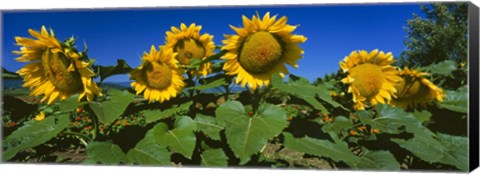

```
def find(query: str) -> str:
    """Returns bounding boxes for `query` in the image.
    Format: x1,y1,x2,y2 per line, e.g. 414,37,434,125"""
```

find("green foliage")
126,129,170,165
89,89,135,125
321,116,354,133
93,59,132,83
141,101,193,124
3,114,70,161
200,149,229,167
194,78,226,91
58,94,80,112
153,116,197,159
423,60,457,76
283,133,401,170
438,86,467,113
271,74,347,114
2,67,21,79
216,101,288,164
392,133,468,171
400,3,467,67
86,142,127,164
357,149,401,170
194,114,224,141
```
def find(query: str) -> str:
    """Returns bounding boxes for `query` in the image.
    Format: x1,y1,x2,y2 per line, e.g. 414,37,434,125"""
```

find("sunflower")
222,12,307,90
130,45,185,103
164,23,215,78
391,67,445,109
339,49,402,110
14,26,102,104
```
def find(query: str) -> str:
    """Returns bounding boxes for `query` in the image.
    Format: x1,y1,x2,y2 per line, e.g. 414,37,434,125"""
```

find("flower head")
165,23,215,77
14,26,102,104
130,45,185,103
339,49,402,110
391,67,445,109
222,12,307,90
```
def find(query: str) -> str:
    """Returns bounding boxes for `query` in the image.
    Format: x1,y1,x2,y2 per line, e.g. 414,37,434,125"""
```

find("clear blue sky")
2,3,425,82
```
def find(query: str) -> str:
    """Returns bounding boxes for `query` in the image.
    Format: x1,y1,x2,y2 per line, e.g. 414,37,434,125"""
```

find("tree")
400,3,468,67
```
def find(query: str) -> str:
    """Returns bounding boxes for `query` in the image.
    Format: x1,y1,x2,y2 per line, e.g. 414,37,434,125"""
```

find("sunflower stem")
252,88,261,114
85,104,99,140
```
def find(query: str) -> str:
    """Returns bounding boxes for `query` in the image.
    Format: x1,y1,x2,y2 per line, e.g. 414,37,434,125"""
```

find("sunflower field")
1,7,469,172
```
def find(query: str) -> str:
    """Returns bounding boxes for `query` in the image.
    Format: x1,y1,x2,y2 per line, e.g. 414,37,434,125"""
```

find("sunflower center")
143,62,172,89
41,49,83,94
174,39,206,65
397,77,423,98
238,32,284,74
350,63,385,99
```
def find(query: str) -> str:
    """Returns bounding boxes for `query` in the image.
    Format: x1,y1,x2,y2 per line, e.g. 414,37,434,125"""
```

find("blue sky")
2,3,425,82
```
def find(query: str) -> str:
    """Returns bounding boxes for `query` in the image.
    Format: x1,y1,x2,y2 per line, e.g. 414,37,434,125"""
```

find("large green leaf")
438,87,467,113
321,116,354,133
194,114,224,141
284,133,400,170
271,74,347,114
194,78,226,91
141,101,193,124
58,94,80,112
3,114,70,161
200,149,229,167
216,101,288,164
215,100,246,127
369,105,430,135
357,150,401,170
425,60,457,76
86,142,127,164
412,110,432,122
89,89,135,125
153,116,197,159
392,133,468,171
126,129,170,165
93,59,132,83
283,132,359,168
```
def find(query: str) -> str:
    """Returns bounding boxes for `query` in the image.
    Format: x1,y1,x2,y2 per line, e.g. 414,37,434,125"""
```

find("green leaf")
3,114,70,161
392,133,468,171
438,87,467,113
356,110,373,125
194,78,226,91
153,116,197,159
126,129,170,165
86,142,126,164
271,74,348,114
141,101,193,124
322,116,354,133
2,67,21,79
283,132,359,168
189,58,202,70
215,100,246,127
357,150,401,170
369,104,427,135
426,60,457,76
200,149,229,167
89,89,135,125
58,94,80,112
412,110,432,122
94,59,132,83
216,101,288,164
284,133,400,170
194,114,224,141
